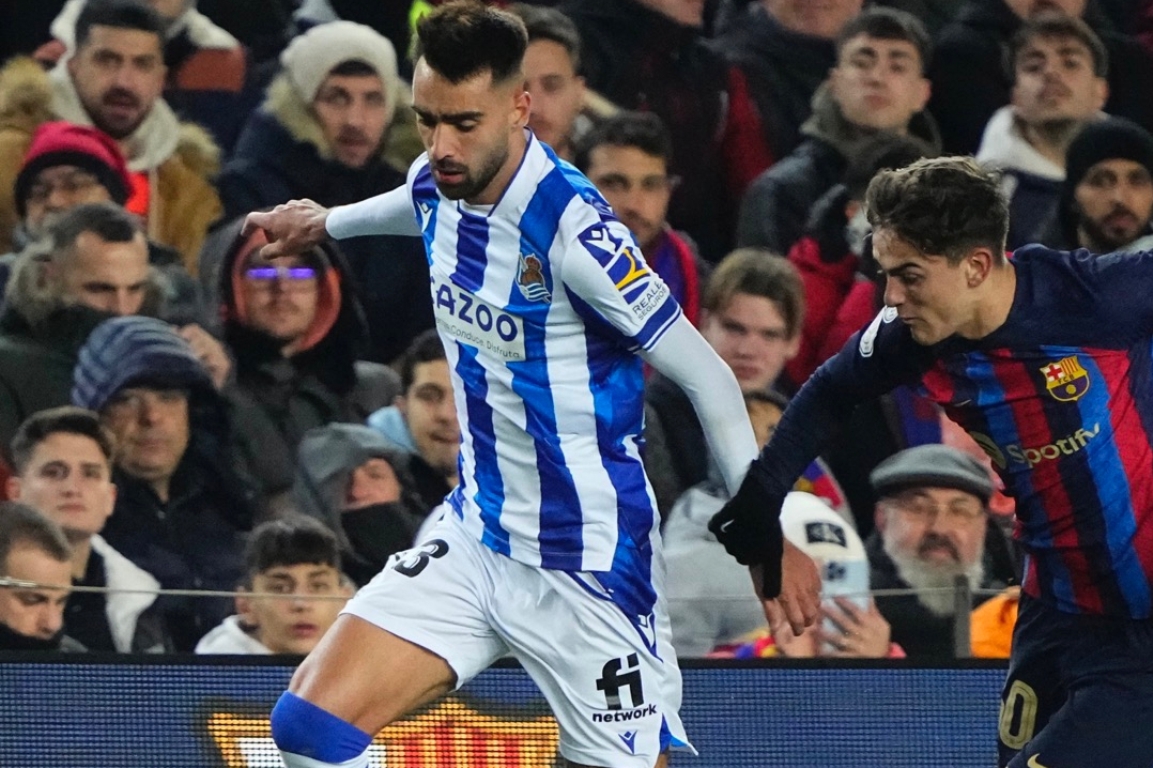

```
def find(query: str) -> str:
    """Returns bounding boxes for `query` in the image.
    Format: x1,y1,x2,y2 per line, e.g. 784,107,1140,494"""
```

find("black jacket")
214,223,400,502
100,401,257,652
737,87,940,255
865,529,1016,659
0,304,110,456
930,0,1153,154
215,105,433,363
560,0,735,261
712,3,836,164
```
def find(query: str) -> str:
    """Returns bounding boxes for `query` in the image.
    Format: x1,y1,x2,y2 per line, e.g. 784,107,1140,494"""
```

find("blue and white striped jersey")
406,135,681,574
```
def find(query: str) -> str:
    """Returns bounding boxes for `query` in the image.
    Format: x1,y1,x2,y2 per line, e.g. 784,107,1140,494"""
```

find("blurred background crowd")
3,0,1147,661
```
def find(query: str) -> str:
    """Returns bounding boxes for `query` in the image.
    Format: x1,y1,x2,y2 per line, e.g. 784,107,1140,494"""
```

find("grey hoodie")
293,423,427,585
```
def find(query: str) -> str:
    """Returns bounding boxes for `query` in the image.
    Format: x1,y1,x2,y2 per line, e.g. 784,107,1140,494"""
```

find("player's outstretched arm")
243,199,332,259
242,187,420,259
641,317,821,634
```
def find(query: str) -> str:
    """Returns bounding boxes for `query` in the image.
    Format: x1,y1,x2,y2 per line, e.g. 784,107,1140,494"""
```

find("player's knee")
271,691,372,767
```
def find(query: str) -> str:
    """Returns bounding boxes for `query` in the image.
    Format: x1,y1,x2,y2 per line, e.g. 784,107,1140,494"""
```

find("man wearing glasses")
864,443,1014,659
217,229,399,511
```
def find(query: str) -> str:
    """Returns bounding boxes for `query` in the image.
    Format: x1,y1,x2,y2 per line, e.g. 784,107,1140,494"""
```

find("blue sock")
271,691,373,767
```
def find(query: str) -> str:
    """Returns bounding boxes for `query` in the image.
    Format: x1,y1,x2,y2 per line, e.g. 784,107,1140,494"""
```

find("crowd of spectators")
4,0,1151,659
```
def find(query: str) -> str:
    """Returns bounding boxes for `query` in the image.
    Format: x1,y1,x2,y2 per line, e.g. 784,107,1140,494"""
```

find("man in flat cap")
865,443,1015,658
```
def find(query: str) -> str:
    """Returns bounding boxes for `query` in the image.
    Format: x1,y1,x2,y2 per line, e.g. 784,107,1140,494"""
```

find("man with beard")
1036,116,1153,253
708,155,1153,766
215,20,432,364
0,0,222,273
244,4,820,767
976,13,1109,249
864,444,1012,658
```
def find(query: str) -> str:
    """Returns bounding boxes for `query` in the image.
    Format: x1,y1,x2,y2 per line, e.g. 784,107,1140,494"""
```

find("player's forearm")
752,360,857,502
642,317,758,495
326,186,420,239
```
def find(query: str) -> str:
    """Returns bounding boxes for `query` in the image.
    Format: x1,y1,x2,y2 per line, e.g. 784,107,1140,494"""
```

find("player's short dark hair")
75,0,166,51
1010,12,1108,79
865,156,1009,264
49,201,141,260
328,60,380,79
574,111,672,172
703,249,805,339
414,0,528,86
397,329,448,393
836,7,932,74
508,3,581,71
0,502,72,572
844,136,931,201
244,516,341,579
9,406,115,476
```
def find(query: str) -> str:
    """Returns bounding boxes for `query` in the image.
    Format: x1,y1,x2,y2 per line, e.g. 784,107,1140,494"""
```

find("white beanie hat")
780,492,870,604
280,21,400,108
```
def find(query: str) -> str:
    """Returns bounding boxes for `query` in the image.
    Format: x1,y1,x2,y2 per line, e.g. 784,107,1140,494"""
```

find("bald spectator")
930,0,1153,154
0,0,222,272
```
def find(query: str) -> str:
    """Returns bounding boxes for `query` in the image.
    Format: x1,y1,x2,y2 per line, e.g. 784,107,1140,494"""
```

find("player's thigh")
292,522,507,734
289,614,456,733
1005,672,1153,768
494,567,690,768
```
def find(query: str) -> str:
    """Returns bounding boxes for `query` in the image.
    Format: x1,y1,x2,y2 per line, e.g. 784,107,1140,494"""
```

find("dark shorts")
999,594,1153,768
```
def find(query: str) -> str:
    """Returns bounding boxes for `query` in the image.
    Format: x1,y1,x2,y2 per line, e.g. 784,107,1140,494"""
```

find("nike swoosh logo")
1027,755,1050,768
719,519,735,533
955,399,973,407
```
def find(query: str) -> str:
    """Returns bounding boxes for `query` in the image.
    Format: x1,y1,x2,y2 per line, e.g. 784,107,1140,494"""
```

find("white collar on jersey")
458,129,550,219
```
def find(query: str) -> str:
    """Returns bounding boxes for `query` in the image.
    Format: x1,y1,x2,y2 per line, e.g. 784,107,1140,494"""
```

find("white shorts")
343,514,693,767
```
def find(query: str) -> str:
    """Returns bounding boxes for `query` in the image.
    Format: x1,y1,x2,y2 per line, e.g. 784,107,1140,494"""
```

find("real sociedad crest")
516,253,551,303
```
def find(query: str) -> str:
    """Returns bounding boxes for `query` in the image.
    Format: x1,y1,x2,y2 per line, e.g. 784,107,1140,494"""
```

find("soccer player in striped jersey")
245,3,821,767
713,155,1153,768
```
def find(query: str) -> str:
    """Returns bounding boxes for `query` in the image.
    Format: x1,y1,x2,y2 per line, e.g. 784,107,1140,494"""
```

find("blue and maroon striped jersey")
756,246,1153,618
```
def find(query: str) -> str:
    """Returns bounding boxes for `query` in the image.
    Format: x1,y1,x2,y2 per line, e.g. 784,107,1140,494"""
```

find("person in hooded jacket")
292,423,430,587
215,223,400,510
213,21,432,363
71,316,258,651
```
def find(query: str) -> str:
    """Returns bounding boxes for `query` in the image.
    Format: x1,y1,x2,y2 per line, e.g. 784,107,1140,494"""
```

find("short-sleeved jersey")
760,246,1153,618
405,135,681,593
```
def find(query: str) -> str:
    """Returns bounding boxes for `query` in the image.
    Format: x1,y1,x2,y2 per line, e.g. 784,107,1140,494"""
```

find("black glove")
804,183,854,264
708,461,785,598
